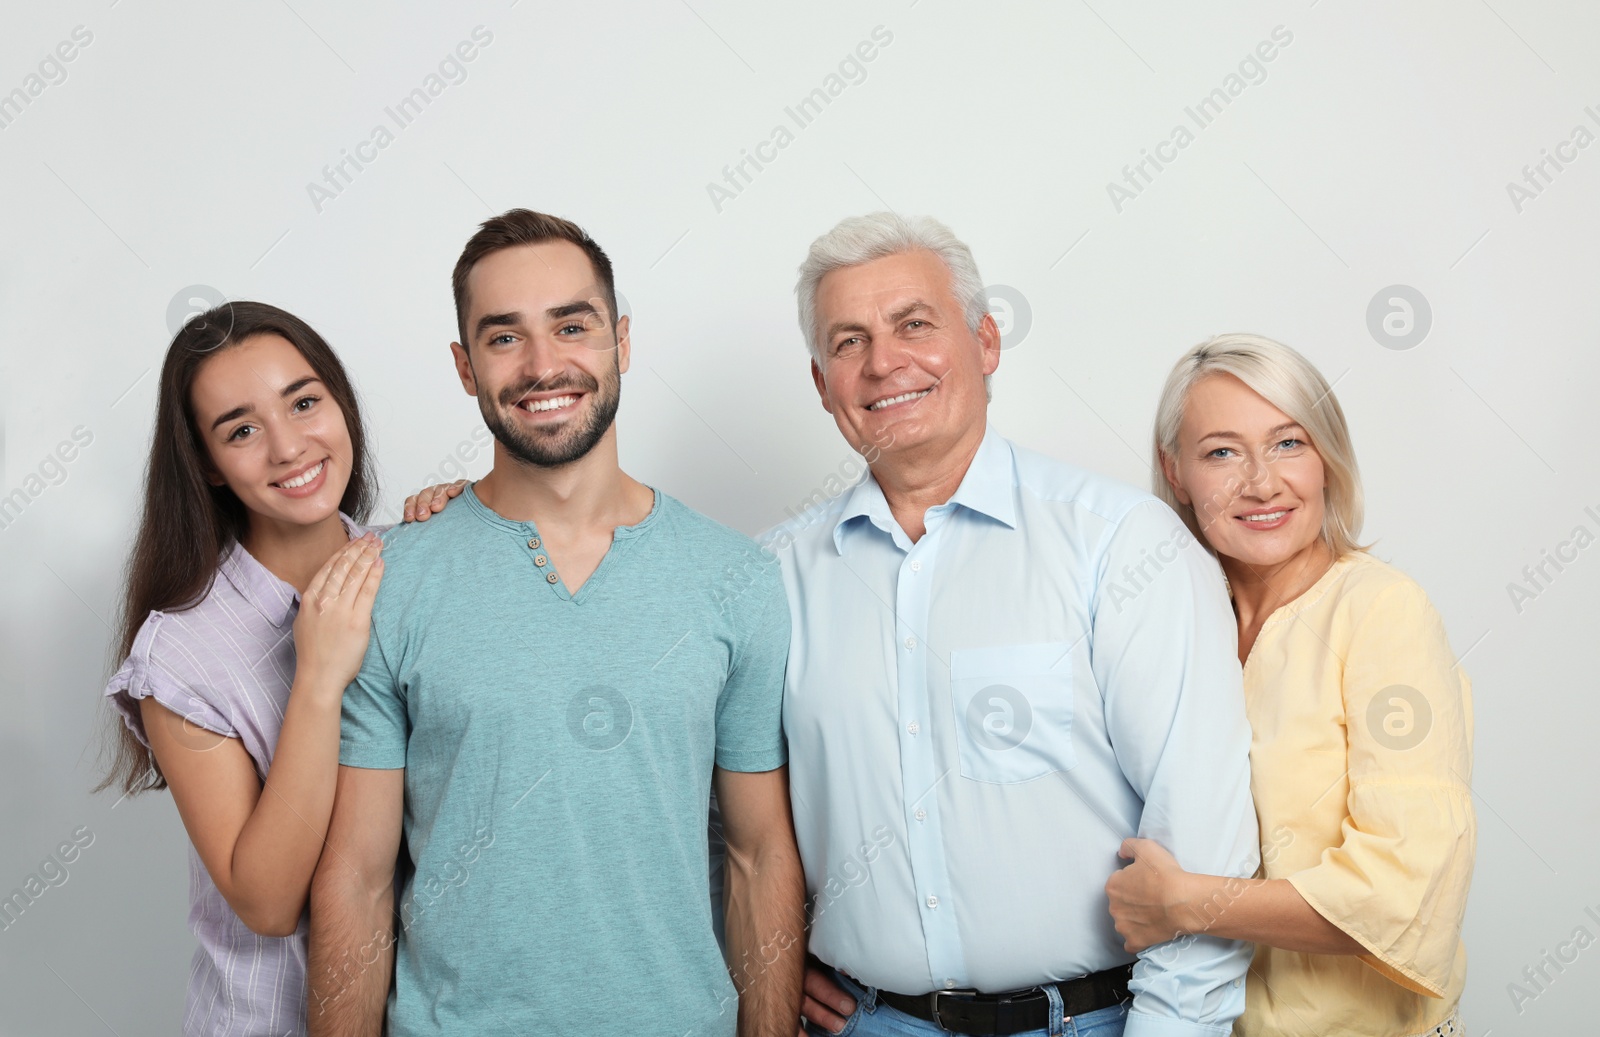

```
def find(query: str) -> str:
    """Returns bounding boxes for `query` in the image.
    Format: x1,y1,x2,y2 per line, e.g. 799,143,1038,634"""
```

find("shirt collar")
219,512,364,627
946,426,1018,530
831,425,1017,554
832,469,895,554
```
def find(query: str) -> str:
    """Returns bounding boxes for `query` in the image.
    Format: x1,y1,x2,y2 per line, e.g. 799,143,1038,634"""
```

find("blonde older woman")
1105,334,1474,1037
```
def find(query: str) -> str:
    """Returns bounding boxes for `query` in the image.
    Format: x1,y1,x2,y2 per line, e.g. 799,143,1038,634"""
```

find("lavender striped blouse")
106,517,364,1037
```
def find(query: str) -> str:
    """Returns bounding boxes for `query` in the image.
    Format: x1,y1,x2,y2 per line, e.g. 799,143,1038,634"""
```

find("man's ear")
811,358,834,415
1159,449,1192,506
450,340,478,397
976,312,1002,376
615,313,631,375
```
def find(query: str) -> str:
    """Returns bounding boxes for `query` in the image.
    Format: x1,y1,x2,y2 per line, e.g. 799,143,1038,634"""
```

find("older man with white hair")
770,213,1259,1037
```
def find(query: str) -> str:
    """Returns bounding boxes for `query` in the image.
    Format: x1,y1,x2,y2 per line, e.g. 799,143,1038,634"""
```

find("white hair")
795,212,988,365
1152,333,1367,557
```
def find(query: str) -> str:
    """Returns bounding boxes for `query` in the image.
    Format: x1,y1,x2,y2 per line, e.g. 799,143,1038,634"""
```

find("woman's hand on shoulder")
403,479,467,522
292,533,384,694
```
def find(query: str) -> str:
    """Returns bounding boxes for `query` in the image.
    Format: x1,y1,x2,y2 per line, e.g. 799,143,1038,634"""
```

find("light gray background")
2,1,1596,1033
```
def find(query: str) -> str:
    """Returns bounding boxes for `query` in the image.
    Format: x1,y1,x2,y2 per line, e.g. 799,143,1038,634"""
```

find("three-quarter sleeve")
1286,578,1476,997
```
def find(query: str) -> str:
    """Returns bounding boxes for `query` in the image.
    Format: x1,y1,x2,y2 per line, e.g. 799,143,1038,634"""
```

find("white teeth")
868,388,932,411
277,461,324,489
1242,510,1287,523
523,395,578,413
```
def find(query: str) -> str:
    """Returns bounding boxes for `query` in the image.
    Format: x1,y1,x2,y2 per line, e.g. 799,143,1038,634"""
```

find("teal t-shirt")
338,484,789,1036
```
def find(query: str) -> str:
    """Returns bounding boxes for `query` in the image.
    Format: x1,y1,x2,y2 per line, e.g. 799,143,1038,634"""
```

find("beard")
479,354,622,469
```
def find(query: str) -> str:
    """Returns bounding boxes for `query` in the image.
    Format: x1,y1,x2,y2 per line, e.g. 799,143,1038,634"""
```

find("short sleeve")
712,563,790,773
103,611,239,748
1287,578,1476,997
338,624,408,769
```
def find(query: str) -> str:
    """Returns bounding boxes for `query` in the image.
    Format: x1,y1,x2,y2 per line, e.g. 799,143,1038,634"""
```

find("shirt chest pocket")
948,641,1077,784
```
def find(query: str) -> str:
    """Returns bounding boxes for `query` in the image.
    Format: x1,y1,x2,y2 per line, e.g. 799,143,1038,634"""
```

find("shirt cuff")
123,668,239,745
713,744,787,772
338,741,406,769
1122,1010,1233,1037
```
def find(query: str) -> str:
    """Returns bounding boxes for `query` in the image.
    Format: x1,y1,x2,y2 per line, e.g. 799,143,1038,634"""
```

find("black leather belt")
875,964,1132,1036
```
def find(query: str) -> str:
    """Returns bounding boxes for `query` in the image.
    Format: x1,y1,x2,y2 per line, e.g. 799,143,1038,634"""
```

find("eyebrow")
474,299,603,340
548,300,601,321
473,311,522,339
823,300,934,343
209,376,322,432
887,301,934,324
1197,421,1304,444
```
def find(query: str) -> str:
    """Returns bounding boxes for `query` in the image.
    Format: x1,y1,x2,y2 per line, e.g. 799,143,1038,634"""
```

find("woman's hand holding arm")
1107,837,1362,956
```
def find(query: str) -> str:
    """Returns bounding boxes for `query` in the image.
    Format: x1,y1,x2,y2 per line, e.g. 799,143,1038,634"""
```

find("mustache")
498,372,599,407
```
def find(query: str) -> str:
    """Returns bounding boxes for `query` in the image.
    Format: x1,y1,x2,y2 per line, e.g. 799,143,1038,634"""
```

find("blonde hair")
1152,333,1367,557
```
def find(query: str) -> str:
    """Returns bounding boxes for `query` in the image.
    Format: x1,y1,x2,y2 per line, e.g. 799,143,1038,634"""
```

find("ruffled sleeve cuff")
103,611,238,748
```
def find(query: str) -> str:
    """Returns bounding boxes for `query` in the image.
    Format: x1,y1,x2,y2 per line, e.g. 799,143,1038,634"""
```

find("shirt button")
534,555,548,567
943,979,956,989
546,572,559,584
910,560,922,572
914,808,927,822
904,636,917,650
527,537,541,549
907,721,920,735
926,895,939,909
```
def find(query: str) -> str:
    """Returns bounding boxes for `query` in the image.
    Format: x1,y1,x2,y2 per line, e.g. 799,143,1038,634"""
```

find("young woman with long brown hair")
99,301,385,1037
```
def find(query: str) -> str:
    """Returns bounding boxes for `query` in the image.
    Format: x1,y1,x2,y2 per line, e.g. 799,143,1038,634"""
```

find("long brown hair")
98,301,376,797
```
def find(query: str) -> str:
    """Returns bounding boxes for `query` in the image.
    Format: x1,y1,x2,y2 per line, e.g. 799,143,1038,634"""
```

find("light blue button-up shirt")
764,427,1258,1037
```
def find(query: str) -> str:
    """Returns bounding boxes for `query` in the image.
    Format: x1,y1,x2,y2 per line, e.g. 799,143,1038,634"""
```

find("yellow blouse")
1235,552,1475,1037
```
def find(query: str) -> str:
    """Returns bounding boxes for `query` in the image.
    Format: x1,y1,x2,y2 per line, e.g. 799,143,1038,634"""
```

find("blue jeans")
808,970,1128,1037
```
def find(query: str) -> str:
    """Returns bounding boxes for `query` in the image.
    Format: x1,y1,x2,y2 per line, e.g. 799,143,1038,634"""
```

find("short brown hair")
451,208,617,345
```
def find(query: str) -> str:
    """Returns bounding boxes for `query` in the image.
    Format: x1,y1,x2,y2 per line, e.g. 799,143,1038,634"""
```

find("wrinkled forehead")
817,249,959,323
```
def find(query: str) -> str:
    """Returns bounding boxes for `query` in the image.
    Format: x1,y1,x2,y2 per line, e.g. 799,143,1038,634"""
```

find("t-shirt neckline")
461,480,663,539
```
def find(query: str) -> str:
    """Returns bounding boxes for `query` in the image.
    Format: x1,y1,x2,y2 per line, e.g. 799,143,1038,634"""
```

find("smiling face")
189,332,353,532
1162,373,1328,571
451,240,628,469
810,249,1000,464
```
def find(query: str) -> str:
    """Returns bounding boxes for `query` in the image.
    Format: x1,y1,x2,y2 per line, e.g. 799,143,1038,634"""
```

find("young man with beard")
306,210,804,1037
